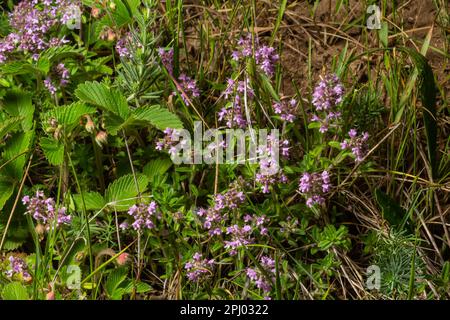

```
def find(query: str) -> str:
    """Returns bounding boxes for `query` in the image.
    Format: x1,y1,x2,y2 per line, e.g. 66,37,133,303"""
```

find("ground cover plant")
0,0,449,300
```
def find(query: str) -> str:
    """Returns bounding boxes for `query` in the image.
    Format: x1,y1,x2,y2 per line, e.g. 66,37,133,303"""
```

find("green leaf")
53,102,97,127
0,116,22,140
328,141,342,149
1,282,29,300
104,0,133,27
105,174,149,211
132,105,183,130
40,137,64,166
72,192,106,211
375,189,407,231
75,81,129,119
379,21,389,47
0,61,34,76
307,122,322,129
2,131,34,180
0,178,15,211
36,58,50,74
106,267,128,298
143,158,172,183
123,280,152,294
59,238,86,269
2,90,34,131
38,45,84,63
104,112,134,136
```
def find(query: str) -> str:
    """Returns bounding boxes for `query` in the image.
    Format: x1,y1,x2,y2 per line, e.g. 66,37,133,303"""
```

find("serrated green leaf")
132,105,183,130
38,45,84,63
0,61,34,75
40,137,64,166
1,282,29,300
53,102,97,127
123,280,152,294
72,192,105,211
37,58,50,74
0,116,22,140
105,174,149,211
143,158,173,183
2,90,34,131
2,131,33,180
106,267,128,298
75,81,129,119
0,178,15,211
104,0,133,27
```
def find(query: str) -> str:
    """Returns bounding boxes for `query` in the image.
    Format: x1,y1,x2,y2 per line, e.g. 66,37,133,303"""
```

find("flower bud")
35,223,46,238
46,291,55,300
116,253,129,266
84,115,95,133
91,7,101,18
109,1,116,10
53,127,62,140
95,130,108,147
107,29,116,41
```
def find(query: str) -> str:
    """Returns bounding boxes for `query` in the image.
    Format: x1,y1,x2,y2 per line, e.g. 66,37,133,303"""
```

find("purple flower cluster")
310,74,344,133
232,34,279,77
120,202,160,232
218,78,254,129
255,172,287,194
341,129,369,162
255,133,289,193
273,98,297,123
174,73,200,104
246,255,276,296
0,0,75,63
5,256,31,280
224,214,269,255
184,252,215,282
22,191,71,230
298,171,331,208
158,47,174,75
116,34,133,59
156,128,190,158
44,62,70,95
196,189,246,236
312,74,344,111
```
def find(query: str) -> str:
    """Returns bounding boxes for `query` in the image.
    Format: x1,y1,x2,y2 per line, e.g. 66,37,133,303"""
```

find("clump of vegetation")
0,0,448,300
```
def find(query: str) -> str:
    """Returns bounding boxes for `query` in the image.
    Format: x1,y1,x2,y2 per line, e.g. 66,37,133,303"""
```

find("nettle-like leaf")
1,282,29,300
143,158,173,184
105,174,149,211
38,45,84,64
53,102,97,127
105,267,128,299
132,105,183,130
0,178,15,211
2,131,34,181
103,0,134,27
75,81,130,119
75,82,182,135
40,137,64,166
1,224,29,251
72,192,106,211
0,116,22,140
122,280,152,294
2,89,35,131
0,61,36,76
